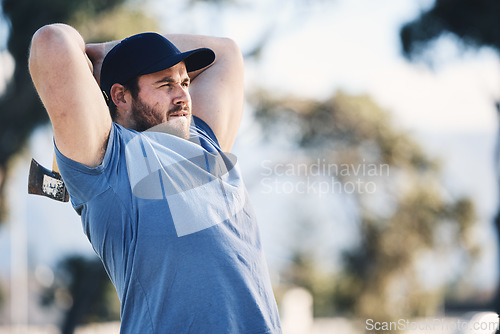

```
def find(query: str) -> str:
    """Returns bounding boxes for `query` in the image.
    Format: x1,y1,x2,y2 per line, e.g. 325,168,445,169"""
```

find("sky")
0,0,499,305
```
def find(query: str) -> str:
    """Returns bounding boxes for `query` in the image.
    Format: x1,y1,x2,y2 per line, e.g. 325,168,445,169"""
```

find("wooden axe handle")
52,151,60,174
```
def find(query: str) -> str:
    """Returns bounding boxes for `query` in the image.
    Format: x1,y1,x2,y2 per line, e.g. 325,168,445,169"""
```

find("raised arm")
166,35,245,152
29,24,112,167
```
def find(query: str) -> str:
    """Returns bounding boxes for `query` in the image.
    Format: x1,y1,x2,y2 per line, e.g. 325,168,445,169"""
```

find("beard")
131,96,191,139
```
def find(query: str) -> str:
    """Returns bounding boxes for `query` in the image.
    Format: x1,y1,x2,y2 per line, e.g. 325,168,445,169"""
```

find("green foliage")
40,255,120,331
281,251,338,317
252,90,479,324
400,0,500,60
70,4,159,42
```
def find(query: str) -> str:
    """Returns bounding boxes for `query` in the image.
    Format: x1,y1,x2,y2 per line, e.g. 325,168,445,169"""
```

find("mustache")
168,105,191,116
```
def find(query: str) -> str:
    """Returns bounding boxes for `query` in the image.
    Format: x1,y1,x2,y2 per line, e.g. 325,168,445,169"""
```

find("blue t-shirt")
55,117,282,334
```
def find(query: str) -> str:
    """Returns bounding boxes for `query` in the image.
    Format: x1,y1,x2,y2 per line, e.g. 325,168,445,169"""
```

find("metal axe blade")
28,159,69,202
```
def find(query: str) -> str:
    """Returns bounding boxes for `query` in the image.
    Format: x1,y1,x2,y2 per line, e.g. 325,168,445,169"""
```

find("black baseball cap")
100,32,215,103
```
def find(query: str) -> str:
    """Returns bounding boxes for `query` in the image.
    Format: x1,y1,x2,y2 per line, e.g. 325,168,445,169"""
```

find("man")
29,23,282,333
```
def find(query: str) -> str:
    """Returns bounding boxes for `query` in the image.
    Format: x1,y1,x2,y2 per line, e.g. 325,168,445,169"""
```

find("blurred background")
1,0,500,333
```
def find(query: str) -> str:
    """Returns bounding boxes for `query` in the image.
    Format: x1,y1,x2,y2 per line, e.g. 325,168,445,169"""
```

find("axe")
28,153,69,202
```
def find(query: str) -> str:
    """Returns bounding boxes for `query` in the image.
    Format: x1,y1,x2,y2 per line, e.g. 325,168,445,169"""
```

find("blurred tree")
0,0,157,330
400,0,500,320
252,90,479,323
40,255,120,334
0,0,158,221
400,0,500,61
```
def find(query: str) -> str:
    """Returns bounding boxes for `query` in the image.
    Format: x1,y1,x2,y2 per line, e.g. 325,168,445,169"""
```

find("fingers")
86,43,105,84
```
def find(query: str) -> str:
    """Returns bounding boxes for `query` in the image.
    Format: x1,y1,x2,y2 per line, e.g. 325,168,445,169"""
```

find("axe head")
28,159,69,202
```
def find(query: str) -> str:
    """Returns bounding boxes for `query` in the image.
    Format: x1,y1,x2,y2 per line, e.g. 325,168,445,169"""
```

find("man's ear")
110,83,134,122
110,83,135,127
110,83,131,110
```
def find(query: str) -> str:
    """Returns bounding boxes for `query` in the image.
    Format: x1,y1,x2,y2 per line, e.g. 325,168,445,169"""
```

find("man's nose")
173,85,189,105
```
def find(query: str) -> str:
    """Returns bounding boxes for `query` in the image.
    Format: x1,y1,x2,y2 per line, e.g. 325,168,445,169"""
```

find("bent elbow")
30,24,67,53
222,37,243,60
217,37,244,71
29,24,81,71
29,25,63,72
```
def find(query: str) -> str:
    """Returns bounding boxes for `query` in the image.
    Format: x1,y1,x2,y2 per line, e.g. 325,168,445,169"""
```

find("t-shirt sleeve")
191,116,221,149
54,123,119,210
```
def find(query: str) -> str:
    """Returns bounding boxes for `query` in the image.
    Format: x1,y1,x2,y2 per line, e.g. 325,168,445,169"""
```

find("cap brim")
184,48,216,72
140,48,215,77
